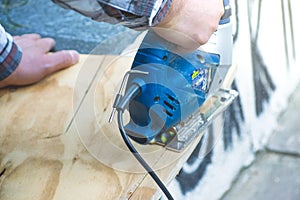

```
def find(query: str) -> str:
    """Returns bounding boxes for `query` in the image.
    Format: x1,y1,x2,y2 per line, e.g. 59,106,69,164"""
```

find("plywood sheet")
0,53,236,200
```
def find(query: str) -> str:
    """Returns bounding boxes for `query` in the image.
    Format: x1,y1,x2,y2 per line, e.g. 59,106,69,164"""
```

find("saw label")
191,68,209,92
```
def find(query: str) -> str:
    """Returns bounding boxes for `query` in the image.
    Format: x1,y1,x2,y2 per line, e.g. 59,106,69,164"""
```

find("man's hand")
0,33,79,88
156,0,224,52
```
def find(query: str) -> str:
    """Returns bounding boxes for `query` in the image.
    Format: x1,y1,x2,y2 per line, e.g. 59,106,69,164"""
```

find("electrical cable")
116,85,174,200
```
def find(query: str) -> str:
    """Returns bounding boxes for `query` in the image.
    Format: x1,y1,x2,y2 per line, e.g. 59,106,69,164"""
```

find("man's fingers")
14,33,41,41
21,33,41,40
42,50,79,74
154,27,200,52
14,34,48,50
36,38,56,53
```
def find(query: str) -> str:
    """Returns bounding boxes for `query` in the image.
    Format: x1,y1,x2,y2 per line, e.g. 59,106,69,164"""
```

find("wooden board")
0,52,236,200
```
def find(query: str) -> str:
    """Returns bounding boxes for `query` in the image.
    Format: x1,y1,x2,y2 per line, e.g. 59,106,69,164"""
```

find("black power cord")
115,84,174,200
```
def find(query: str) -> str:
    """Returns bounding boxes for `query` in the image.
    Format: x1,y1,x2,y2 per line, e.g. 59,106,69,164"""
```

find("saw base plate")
151,88,238,152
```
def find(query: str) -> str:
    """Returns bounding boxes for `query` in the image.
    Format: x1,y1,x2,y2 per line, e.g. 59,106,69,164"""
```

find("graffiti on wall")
175,0,295,195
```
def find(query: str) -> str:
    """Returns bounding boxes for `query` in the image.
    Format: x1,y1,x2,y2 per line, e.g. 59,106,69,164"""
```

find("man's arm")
52,0,172,29
53,0,224,51
0,25,79,88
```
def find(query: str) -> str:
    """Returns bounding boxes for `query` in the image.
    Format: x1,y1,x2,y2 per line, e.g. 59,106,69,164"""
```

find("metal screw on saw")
109,70,149,123
197,54,205,64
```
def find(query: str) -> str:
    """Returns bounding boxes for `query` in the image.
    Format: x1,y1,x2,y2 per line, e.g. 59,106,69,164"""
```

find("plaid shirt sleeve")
0,25,22,81
52,0,172,29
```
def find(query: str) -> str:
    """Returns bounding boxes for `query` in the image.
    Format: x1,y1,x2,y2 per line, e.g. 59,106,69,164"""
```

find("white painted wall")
169,0,300,199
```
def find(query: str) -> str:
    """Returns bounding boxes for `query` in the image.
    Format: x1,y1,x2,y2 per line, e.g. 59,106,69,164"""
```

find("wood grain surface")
0,53,235,200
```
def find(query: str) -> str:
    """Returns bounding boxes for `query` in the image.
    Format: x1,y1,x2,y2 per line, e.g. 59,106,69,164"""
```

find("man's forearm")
52,0,224,51
52,0,172,28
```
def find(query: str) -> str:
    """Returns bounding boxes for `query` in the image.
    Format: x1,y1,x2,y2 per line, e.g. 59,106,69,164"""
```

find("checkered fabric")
52,0,172,28
0,25,22,81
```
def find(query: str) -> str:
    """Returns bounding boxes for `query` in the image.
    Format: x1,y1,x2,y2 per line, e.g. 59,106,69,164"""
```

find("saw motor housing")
115,0,237,151
124,31,219,143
